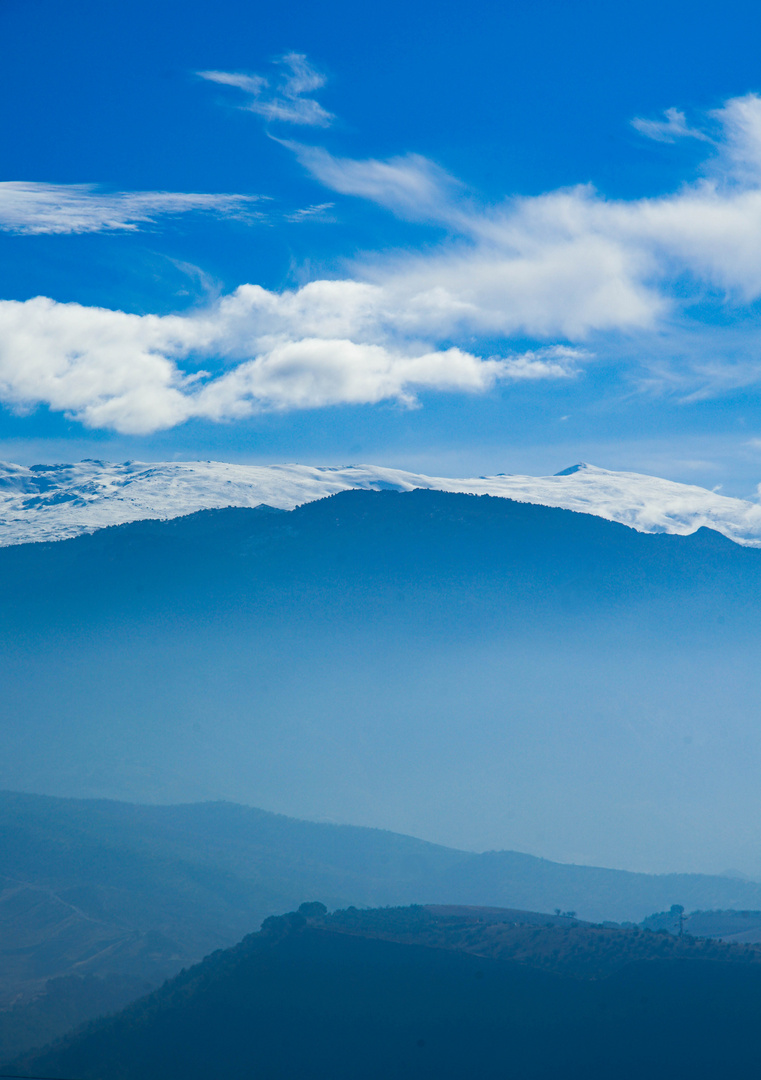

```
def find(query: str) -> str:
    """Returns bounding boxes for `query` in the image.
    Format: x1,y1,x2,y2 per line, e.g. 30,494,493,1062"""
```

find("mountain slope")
0,975,149,1063
5,789,761,1011
2,458,761,545
0,790,463,1004
16,907,761,1080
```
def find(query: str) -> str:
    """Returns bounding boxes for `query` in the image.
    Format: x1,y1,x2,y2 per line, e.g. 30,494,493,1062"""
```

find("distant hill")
15,905,761,1080
642,907,761,942
0,790,462,1005
5,790,761,1013
431,849,761,923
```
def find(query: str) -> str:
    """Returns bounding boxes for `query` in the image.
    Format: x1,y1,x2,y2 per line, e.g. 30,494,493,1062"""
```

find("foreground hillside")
0,975,150,1065
321,904,761,978
5,787,761,1062
5,788,761,1011
16,905,761,1080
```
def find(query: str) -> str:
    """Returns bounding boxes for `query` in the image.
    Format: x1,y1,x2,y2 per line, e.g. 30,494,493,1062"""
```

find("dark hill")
17,906,761,1080
322,903,761,978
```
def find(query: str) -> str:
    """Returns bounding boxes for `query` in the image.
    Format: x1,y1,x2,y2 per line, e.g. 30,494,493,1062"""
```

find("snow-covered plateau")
1,459,761,548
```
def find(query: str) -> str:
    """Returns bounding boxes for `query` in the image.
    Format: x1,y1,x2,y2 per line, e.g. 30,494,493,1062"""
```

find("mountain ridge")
3,458,761,546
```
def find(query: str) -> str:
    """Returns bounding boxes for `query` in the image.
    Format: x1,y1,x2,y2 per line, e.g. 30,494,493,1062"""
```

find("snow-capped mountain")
1,458,761,547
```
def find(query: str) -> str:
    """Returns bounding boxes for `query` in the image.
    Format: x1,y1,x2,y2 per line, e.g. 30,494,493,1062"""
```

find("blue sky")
4,0,761,492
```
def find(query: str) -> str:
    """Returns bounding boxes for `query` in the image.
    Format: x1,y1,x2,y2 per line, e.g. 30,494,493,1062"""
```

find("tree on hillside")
670,904,687,936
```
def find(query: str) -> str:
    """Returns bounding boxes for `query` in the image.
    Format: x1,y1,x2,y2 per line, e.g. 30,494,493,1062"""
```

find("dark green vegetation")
3,489,756,635
15,906,761,1080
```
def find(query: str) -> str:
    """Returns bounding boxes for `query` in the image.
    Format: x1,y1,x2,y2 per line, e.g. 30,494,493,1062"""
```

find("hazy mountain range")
5,476,761,1071
2,459,761,546
4,789,761,1008
2,487,761,874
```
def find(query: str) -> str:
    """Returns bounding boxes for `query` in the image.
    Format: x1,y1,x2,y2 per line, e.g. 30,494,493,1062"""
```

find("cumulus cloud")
193,339,545,417
0,182,263,234
0,292,578,434
198,54,333,127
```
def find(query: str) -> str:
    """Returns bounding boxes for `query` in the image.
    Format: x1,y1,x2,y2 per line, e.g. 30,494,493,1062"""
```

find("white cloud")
0,297,195,433
367,209,662,339
633,97,761,186
7,88,761,431
284,202,335,223
0,182,263,235
280,94,761,339
198,54,333,127
0,293,577,434
194,71,269,95
709,94,761,185
284,144,463,222
193,339,546,416
631,107,712,144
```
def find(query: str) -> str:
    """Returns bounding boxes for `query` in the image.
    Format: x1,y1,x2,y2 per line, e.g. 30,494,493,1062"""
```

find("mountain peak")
554,463,594,476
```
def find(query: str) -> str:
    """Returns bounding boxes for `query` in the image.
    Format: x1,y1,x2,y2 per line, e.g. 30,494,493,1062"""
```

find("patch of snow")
1,459,761,547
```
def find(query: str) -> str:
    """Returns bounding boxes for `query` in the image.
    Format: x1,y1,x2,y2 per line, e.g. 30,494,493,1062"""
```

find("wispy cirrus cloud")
708,93,761,187
631,106,712,144
198,53,333,127
284,202,335,223
283,94,761,337
283,143,464,223
0,182,264,235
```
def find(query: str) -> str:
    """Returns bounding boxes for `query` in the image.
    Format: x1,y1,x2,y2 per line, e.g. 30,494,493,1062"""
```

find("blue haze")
2,491,760,877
